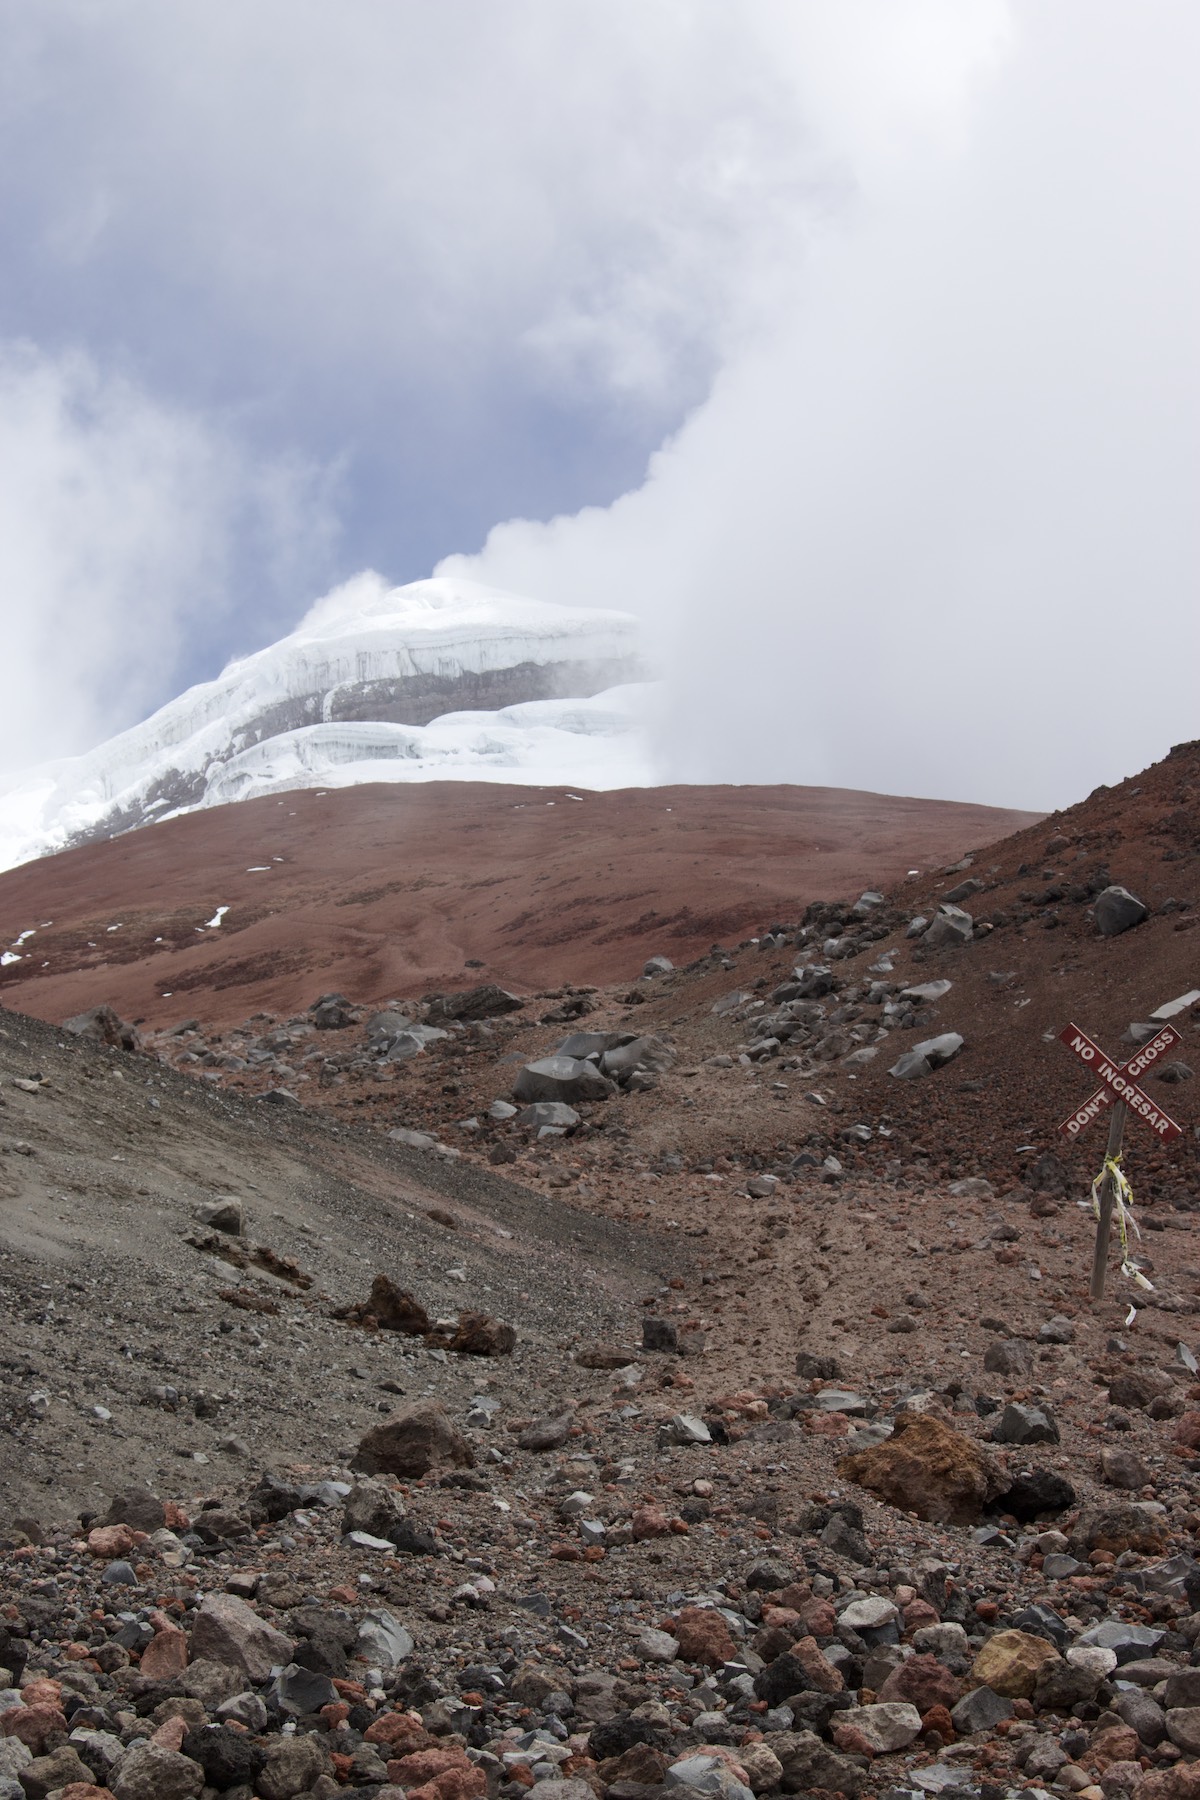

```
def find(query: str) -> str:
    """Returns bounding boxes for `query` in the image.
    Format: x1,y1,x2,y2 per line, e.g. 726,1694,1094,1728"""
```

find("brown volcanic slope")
0,779,1037,1031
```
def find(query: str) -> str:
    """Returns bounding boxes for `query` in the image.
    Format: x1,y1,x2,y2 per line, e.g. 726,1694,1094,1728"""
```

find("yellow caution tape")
1091,1153,1154,1292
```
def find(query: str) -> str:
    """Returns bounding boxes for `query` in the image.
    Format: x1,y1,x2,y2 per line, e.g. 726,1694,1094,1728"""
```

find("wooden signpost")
1059,1022,1183,1302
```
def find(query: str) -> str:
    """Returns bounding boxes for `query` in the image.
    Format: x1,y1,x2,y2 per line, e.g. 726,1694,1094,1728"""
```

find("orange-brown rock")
364,1710,432,1752
674,1605,736,1667
388,1746,488,1800
2,1703,68,1752
838,1412,1006,1525
340,1274,430,1335
790,1635,845,1694
876,1653,959,1712
139,1621,189,1680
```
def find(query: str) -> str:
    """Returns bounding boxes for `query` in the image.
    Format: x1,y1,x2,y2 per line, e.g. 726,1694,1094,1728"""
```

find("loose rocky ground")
0,747,1198,1800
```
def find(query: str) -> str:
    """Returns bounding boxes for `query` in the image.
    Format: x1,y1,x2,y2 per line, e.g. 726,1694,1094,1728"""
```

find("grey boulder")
601,1034,676,1084
889,1032,964,1080
516,1101,581,1131
1094,885,1148,936
923,905,974,948
513,1056,614,1104
993,1401,1060,1445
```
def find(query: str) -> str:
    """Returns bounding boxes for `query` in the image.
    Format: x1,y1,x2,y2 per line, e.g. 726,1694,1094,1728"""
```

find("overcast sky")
1,1,1195,808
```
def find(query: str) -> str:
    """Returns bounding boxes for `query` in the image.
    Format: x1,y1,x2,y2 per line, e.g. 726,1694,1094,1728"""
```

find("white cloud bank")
0,342,333,772
2,2,1196,811
440,1,1200,810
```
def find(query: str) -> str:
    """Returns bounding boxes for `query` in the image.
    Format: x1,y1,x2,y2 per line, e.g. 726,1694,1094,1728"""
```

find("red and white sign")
1059,1021,1184,1141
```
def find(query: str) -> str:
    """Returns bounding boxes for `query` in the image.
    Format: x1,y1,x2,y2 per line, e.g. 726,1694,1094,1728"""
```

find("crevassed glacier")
0,575,656,872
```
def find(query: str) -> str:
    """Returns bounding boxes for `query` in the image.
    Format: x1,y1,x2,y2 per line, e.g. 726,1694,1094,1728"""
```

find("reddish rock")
387,1748,478,1784
406,1773,489,1800
365,1710,432,1752
601,1745,668,1785
1133,1769,1200,1800
903,1598,941,1632
760,1606,802,1632
446,1312,517,1357
790,1635,844,1694
1175,1413,1200,1451
838,1413,1007,1525
831,1720,878,1759
2,1703,68,1752
19,1680,62,1708
1070,1504,1168,1556
150,1714,189,1751
388,1746,488,1800
631,1504,672,1541
58,1786,114,1800
674,1606,736,1667
807,1411,851,1436
85,1524,143,1559
1089,1724,1141,1770
921,1704,956,1742
795,1596,837,1636
139,1622,189,1679
339,1274,430,1334
876,1653,960,1713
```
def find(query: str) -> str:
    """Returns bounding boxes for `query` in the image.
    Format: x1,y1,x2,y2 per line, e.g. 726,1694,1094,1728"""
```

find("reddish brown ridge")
0,780,1037,1031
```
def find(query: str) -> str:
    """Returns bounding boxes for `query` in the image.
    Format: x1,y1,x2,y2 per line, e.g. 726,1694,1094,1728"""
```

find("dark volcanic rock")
62,1002,142,1052
352,1401,475,1478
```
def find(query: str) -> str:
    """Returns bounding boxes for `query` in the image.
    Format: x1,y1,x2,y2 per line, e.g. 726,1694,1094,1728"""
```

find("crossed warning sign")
1059,1021,1183,1142
1059,1020,1184,1302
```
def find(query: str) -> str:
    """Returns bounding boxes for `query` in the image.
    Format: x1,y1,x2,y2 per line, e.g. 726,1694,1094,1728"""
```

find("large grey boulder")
1094,885,1148,936
365,1009,418,1043
852,890,885,917
383,1023,449,1061
889,1032,964,1080
923,905,974,948
516,1101,580,1130
557,1030,634,1059
901,979,952,1002
601,1035,676,1084
513,1056,614,1104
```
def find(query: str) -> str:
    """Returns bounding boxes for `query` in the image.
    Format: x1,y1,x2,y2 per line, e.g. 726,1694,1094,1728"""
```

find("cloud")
2,2,1194,813
439,1,1200,811
0,340,334,774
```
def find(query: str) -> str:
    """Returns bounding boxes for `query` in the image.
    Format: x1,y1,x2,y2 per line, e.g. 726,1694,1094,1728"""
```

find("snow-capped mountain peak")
0,574,656,872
